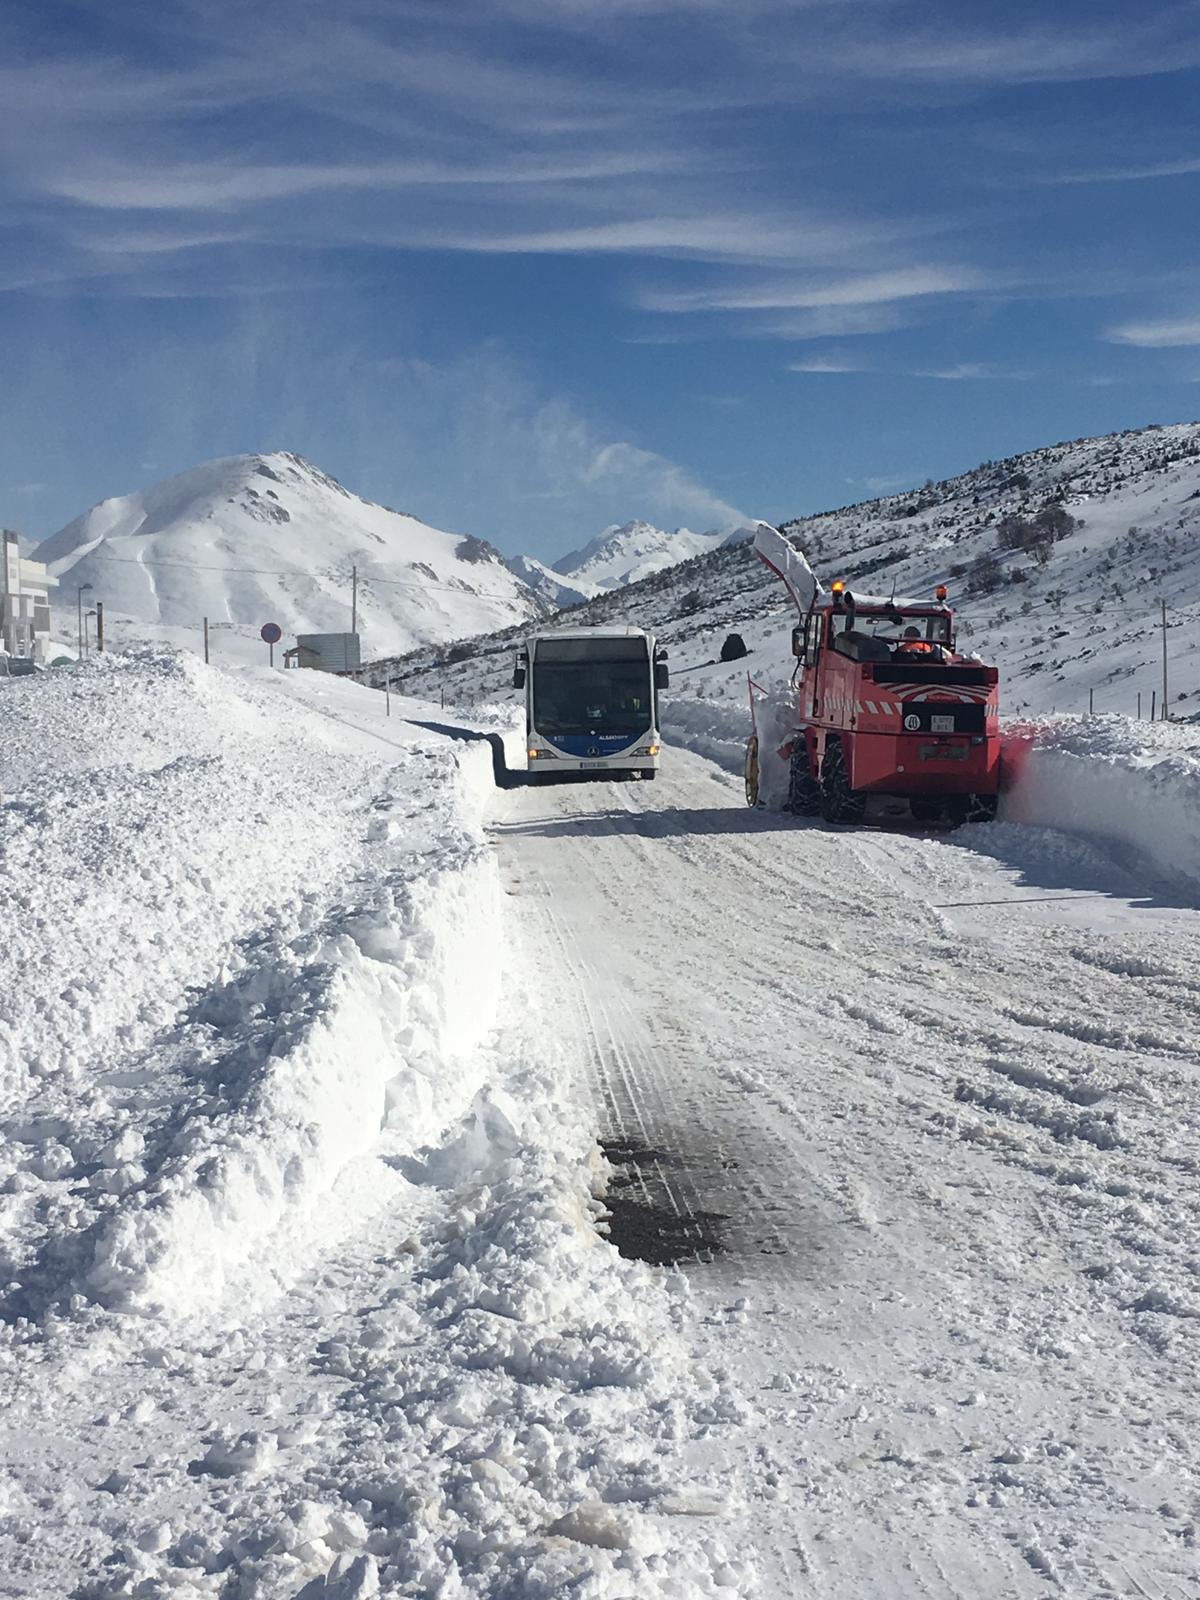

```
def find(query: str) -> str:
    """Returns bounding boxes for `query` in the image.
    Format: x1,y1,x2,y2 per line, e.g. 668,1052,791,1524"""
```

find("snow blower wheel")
786,740,822,816
819,741,867,824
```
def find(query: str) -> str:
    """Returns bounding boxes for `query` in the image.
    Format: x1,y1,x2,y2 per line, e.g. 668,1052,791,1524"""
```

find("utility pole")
385,678,391,717
1161,597,1169,720
203,617,210,664
351,565,358,635
1088,686,1094,717
95,601,104,653
76,582,92,657
1151,689,1157,722
1137,691,1142,719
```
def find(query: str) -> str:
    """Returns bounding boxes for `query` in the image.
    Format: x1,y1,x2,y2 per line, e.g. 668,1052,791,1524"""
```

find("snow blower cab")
748,523,1000,825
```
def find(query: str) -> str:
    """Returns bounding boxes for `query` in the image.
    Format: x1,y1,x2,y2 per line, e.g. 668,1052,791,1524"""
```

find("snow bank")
104,1059,750,1598
84,771,499,1318
0,654,504,1325
1002,716,1200,888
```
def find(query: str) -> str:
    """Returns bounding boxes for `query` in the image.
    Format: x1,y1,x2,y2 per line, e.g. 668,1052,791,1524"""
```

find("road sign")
260,623,283,644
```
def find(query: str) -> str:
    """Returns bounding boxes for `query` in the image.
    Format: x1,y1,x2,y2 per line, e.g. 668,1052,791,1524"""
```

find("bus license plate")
579,761,607,768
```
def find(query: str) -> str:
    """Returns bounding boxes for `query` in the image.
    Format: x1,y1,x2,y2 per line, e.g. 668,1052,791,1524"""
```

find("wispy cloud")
1106,315,1200,348
1040,154,1200,185
581,441,744,527
805,14,1200,86
48,153,688,212
640,264,993,314
362,343,748,542
910,361,1019,381
787,355,866,373
788,357,1030,381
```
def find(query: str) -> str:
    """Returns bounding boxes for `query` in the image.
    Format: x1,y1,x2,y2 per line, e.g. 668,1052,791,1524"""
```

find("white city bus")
512,626,669,781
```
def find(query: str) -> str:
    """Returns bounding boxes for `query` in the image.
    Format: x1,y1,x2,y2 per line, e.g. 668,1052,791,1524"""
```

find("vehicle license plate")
931,714,955,733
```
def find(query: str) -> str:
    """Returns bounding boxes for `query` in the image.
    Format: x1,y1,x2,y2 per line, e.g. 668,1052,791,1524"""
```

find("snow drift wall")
85,761,502,1318
0,655,506,1326
1001,717,1200,889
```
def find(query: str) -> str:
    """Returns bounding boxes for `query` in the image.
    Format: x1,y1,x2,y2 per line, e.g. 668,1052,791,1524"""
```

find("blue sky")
3,0,1200,563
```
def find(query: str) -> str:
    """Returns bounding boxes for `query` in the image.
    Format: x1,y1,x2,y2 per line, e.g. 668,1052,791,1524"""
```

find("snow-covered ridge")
36,450,543,663
553,518,732,591
504,551,601,609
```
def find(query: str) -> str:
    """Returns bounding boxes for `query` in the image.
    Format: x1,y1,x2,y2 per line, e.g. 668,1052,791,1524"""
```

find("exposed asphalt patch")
598,1137,727,1267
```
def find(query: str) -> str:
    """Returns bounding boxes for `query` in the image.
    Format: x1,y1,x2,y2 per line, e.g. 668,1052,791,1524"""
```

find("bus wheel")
744,736,760,807
641,768,658,782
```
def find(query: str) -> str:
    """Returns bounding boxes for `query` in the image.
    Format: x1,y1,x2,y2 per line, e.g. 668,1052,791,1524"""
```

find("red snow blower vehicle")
745,524,1001,825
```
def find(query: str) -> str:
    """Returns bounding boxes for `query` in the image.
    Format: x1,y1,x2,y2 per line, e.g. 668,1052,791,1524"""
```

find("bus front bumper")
527,744,660,775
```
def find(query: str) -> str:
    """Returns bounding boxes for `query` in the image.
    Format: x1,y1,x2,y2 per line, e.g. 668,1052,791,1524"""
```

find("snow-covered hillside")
553,518,733,591
375,420,1200,727
36,452,544,663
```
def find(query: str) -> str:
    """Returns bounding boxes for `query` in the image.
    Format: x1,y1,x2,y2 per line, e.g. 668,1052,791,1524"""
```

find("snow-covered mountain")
553,519,732,591
504,553,601,610
371,419,1200,725
37,452,544,661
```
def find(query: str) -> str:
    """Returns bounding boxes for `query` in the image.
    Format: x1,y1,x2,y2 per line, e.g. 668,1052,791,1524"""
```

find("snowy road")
7,661,1200,1597
494,747,1200,1598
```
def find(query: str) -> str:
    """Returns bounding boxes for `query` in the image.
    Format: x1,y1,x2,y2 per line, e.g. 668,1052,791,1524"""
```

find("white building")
1,530,58,665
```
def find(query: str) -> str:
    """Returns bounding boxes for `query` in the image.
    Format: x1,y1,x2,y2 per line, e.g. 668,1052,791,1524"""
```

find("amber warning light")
831,579,845,595
935,583,948,601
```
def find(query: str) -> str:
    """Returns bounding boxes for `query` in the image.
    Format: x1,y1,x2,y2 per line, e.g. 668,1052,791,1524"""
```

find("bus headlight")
635,745,660,757
528,749,557,760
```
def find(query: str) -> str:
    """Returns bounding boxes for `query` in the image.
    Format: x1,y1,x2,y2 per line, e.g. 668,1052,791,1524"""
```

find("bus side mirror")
512,666,526,690
655,663,669,690
791,625,805,661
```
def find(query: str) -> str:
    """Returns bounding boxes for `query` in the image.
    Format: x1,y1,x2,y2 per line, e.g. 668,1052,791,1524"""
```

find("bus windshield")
531,640,653,737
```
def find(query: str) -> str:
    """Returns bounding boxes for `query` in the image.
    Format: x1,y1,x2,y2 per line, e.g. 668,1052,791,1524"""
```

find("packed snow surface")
5,644,1200,1596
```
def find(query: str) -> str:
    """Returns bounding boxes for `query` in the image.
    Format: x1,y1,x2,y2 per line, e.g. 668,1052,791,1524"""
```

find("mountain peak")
554,519,724,591
35,452,540,659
